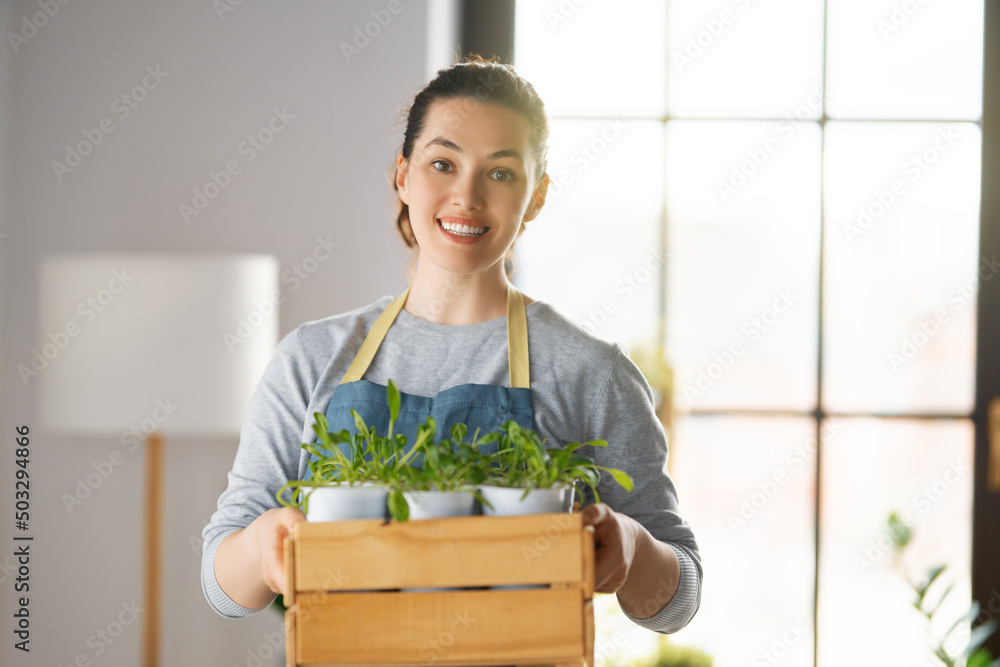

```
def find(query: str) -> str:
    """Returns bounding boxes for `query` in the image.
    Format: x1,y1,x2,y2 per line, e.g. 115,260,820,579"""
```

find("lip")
436,216,489,244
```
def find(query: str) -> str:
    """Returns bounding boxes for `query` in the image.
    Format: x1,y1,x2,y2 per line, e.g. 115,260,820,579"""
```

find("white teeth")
439,220,487,236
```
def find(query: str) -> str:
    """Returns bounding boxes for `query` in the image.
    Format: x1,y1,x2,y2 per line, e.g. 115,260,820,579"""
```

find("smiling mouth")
437,218,489,237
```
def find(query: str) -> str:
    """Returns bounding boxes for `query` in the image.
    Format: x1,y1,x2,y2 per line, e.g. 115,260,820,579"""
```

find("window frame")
461,0,998,659
973,0,999,655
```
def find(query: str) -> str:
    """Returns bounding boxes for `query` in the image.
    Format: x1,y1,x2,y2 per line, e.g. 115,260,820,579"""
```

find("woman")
202,57,702,634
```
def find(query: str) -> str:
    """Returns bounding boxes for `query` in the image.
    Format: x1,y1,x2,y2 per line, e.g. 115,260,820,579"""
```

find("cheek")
408,175,444,210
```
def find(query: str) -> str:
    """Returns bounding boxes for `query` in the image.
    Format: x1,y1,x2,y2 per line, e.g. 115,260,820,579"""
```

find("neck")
404,259,508,325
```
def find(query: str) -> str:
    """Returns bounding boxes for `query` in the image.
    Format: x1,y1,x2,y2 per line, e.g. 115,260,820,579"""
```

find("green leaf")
352,409,372,443
946,601,980,639
963,621,1000,660
926,581,957,619
966,649,991,667
597,466,635,493
329,429,352,444
934,646,954,667
917,565,948,605
275,479,331,510
387,488,409,521
301,442,331,460
387,380,400,433
314,412,330,435
887,511,912,552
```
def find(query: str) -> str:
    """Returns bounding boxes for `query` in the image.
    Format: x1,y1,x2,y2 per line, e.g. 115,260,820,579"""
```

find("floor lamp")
37,253,279,667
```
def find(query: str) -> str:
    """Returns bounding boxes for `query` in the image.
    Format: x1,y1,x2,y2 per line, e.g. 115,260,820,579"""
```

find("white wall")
0,1,456,665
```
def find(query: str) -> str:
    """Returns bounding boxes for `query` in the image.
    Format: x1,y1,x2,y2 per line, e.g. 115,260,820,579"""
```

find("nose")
450,171,484,211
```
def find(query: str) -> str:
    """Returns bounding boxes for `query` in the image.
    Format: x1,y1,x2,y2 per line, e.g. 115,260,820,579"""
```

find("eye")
492,169,515,183
431,159,452,173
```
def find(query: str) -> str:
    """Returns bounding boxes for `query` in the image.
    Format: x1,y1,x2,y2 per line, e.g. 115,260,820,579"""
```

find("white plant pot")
402,489,476,520
479,485,574,517
305,484,387,522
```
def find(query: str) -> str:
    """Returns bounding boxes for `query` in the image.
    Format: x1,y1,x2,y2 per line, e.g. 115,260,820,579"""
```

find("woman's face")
396,98,548,279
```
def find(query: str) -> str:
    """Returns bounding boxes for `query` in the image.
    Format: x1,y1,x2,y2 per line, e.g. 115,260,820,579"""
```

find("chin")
420,252,496,277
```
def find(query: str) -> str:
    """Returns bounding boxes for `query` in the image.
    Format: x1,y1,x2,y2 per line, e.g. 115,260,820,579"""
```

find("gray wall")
0,1,456,665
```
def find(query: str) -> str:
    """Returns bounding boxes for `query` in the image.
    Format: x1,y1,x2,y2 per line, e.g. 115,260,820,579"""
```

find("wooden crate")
283,512,596,667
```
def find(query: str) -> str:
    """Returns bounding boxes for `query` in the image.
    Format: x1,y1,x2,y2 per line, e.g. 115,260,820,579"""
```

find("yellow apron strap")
507,282,530,389
339,288,410,385
341,283,530,388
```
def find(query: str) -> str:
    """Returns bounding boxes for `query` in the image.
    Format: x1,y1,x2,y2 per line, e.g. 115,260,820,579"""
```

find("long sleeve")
200,329,313,618
582,347,703,633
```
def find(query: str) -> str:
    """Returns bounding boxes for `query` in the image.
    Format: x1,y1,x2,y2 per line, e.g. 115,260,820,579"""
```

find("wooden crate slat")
284,534,296,607
581,526,594,600
296,589,584,666
295,514,584,590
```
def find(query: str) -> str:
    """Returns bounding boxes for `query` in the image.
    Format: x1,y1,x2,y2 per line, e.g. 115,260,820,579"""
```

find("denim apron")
312,282,534,470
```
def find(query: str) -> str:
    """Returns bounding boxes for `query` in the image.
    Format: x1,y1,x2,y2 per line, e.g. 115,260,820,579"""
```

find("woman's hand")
581,502,640,593
252,506,306,596
582,502,682,619
217,506,306,609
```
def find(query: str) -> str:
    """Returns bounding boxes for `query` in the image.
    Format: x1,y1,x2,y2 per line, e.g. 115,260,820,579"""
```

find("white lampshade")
36,253,279,435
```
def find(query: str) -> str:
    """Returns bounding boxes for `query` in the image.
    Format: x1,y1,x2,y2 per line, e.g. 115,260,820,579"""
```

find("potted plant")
478,420,635,517
885,512,1000,667
275,381,425,521
276,380,489,522
389,421,494,521
274,410,388,521
277,381,635,524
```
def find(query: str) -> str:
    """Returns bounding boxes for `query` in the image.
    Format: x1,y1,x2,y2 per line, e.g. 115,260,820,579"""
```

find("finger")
589,516,627,593
593,554,627,593
592,553,614,592
581,503,607,525
273,524,294,594
272,511,305,593
261,518,295,595
593,544,627,593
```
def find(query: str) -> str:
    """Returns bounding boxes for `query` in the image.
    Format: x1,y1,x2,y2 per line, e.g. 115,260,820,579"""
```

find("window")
512,1,985,664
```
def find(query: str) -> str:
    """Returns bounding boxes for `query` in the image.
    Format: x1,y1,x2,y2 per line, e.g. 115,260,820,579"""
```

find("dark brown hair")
391,55,549,249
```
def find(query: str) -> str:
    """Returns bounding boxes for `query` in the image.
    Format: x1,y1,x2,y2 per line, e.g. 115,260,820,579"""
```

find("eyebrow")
423,136,525,163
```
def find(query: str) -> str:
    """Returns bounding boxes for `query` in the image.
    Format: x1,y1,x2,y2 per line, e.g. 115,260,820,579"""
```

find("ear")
521,173,549,224
395,152,410,205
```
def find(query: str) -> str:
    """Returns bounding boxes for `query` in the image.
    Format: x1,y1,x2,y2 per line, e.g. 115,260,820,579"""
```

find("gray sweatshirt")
201,296,702,633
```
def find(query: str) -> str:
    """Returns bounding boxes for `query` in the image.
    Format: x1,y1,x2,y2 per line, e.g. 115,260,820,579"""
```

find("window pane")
514,0,666,118
823,122,981,414
818,418,973,667
670,415,816,666
666,121,820,411
826,0,984,120
667,0,825,118
516,119,663,346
